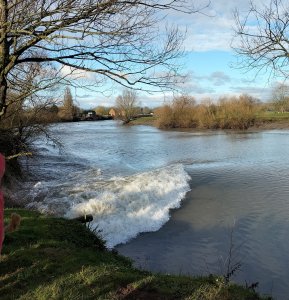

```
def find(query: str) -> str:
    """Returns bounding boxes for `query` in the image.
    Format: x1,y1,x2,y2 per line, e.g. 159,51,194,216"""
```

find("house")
108,108,125,118
81,110,100,120
108,108,117,118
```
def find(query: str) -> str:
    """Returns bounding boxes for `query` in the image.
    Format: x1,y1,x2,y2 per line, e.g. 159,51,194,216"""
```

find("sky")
69,0,281,109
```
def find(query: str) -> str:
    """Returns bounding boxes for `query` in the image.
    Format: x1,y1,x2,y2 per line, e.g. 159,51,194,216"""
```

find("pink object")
0,154,5,254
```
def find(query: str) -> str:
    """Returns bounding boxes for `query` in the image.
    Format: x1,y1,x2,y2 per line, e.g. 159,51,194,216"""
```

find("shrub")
196,100,218,129
217,95,258,130
154,104,174,128
155,96,198,128
155,94,259,130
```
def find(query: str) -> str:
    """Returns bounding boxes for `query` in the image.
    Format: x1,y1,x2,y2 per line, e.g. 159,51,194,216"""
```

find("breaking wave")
27,164,190,248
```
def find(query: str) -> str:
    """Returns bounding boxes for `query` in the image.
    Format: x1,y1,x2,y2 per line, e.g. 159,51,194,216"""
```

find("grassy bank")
0,209,270,300
129,116,157,126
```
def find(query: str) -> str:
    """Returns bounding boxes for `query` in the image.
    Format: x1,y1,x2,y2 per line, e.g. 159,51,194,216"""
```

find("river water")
23,120,289,299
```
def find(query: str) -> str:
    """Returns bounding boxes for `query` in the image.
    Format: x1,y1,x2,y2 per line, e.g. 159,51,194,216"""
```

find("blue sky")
68,0,279,109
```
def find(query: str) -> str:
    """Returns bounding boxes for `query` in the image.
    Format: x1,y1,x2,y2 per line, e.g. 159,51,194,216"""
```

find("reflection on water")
25,121,289,299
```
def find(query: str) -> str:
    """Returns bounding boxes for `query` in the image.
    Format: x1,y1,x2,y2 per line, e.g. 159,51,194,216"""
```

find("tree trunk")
0,0,8,118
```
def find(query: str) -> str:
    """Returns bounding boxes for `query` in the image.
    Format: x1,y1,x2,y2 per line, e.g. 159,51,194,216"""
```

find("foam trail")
28,164,191,248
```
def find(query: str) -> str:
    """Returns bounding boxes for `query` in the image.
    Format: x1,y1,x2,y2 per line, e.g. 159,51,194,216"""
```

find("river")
22,120,289,299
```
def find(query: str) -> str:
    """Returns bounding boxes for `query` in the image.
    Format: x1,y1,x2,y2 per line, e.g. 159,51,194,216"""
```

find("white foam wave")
27,164,191,248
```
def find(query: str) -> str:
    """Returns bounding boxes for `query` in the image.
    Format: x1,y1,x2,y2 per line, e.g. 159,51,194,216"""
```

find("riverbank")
0,209,269,300
129,113,289,131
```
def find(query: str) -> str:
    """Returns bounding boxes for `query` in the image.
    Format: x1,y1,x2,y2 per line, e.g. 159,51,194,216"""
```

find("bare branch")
232,0,289,79
0,0,210,118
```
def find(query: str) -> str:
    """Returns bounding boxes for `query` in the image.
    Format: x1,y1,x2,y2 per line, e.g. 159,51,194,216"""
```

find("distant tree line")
12,87,154,124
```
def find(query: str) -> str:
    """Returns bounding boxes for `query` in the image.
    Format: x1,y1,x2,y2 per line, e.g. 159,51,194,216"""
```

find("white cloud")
178,71,231,93
210,71,231,86
60,65,94,80
229,85,272,101
167,0,272,52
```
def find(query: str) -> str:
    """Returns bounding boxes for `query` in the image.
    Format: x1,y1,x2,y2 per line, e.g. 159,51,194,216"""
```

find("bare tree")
0,0,208,119
95,106,109,116
115,89,139,123
271,83,289,112
0,59,62,160
60,87,76,121
3,59,61,119
233,0,289,78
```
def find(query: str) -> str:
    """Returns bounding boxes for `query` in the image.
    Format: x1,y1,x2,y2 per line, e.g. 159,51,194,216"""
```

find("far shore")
250,121,289,130
129,115,289,132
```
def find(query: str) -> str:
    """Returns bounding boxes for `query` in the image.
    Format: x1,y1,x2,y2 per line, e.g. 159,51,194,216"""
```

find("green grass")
130,116,157,126
256,111,289,122
0,209,271,299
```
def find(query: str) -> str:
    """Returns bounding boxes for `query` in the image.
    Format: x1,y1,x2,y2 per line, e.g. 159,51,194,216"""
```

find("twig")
6,152,33,160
